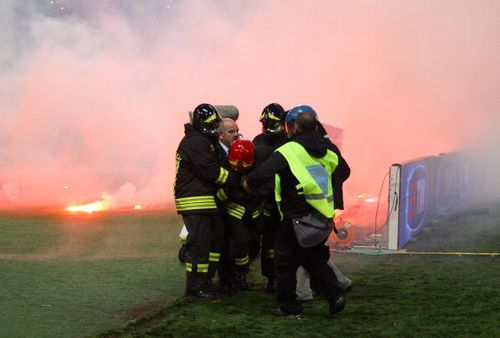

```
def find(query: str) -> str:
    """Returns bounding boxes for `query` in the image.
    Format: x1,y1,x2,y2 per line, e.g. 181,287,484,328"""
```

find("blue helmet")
285,105,318,126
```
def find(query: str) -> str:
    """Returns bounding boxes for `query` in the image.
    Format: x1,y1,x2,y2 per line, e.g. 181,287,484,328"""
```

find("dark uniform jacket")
247,131,338,219
251,128,350,210
312,122,350,209
251,131,289,199
252,131,288,165
324,136,350,210
215,142,261,216
174,124,236,215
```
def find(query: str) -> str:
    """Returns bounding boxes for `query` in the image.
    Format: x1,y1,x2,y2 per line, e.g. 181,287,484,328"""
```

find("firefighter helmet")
192,103,222,138
228,139,255,172
259,103,285,134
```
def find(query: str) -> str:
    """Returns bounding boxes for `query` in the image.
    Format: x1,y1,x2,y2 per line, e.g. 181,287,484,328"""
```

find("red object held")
228,139,255,172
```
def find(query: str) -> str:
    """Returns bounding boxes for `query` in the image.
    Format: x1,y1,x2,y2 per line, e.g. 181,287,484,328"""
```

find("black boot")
234,274,249,291
185,271,216,300
329,295,346,316
203,278,219,295
264,277,276,292
185,289,217,300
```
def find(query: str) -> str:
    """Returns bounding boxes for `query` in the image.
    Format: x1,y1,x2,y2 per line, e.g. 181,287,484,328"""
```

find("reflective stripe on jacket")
275,141,338,218
174,124,231,214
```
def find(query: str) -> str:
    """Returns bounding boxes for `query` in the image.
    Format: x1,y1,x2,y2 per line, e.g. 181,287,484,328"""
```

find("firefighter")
174,103,237,299
215,139,259,291
251,103,288,291
244,105,346,318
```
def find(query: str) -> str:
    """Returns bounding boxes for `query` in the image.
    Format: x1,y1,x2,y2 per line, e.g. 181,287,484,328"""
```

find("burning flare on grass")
65,193,113,213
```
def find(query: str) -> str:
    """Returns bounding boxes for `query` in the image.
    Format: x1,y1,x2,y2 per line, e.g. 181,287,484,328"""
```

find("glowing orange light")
134,204,142,210
66,201,104,213
66,194,112,213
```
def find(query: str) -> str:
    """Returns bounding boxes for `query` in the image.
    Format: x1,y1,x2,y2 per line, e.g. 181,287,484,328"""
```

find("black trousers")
226,214,254,277
182,213,225,292
275,217,343,314
253,205,278,280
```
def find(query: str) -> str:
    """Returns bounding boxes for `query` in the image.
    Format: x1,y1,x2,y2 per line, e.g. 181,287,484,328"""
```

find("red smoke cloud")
1,1,499,224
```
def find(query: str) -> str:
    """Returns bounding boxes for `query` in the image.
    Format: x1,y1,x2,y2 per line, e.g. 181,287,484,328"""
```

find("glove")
328,218,339,234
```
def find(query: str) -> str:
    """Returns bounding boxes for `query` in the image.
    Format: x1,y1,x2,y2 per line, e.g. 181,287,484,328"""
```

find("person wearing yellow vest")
244,105,346,318
174,103,238,300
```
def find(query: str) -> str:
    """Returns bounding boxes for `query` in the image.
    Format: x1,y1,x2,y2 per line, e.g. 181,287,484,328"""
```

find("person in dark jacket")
251,103,288,291
296,119,353,300
218,118,241,156
244,105,346,318
317,122,351,210
215,117,252,291
216,139,261,291
174,103,237,299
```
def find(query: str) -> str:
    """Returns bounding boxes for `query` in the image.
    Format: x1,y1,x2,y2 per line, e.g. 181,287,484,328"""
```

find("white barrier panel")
387,165,401,250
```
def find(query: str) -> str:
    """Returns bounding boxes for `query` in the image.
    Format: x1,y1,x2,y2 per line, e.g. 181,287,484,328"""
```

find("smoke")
1,0,499,214
466,112,500,203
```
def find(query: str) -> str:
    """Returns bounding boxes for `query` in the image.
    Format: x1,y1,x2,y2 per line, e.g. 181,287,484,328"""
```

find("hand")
242,178,251,193
328,218,338,234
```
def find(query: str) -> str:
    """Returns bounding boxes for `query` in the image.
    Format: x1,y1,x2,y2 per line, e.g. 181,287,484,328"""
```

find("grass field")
0,211,186,338
1,202,499,338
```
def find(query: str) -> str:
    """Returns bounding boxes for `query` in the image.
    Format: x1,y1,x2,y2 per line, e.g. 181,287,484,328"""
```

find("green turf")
0,211,186,338
0,258,185,338
97,202,500,338
0,214,63,254
96,255,500,338
1,203,499,338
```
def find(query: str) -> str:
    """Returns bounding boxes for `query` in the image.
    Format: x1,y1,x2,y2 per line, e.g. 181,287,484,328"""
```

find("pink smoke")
1,1,499,225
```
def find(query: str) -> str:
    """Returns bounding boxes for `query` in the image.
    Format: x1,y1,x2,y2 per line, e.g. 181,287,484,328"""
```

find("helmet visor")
203,120,221,135
262,119,282,133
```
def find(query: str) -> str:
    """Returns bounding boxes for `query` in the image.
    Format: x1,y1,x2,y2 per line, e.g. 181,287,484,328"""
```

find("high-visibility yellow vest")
275,141,338,218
